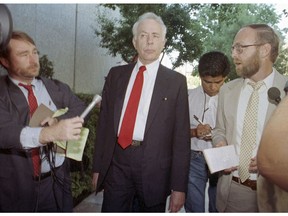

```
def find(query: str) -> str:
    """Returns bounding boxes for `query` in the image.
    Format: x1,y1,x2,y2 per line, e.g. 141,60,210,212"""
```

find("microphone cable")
43,143,66,211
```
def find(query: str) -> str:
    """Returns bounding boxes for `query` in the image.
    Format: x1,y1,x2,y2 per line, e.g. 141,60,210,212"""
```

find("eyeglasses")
231,43,264,54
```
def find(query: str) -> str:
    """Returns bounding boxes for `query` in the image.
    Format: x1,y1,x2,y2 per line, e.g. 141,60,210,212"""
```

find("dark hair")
198,51,230,78
0,31,36,59
243,24,279,63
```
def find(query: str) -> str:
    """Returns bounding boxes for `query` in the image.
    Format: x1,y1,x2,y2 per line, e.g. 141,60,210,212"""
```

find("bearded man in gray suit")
212,24,288,212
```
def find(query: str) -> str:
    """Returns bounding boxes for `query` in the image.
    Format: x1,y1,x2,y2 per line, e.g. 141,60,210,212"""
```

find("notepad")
29,104,89,161
203,145,239,174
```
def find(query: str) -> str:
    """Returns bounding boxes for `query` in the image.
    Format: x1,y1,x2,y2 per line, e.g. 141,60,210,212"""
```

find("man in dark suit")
92,12,191,212
0,31,86,212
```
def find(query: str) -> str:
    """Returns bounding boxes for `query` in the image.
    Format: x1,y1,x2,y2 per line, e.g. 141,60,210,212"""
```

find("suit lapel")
41,77,65,109
113,63,136,133
7,77,30,124
226,79,243,143
228,79,243,120
144,65,169,134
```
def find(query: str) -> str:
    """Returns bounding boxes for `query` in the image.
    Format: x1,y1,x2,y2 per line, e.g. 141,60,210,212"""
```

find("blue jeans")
184,150,218,212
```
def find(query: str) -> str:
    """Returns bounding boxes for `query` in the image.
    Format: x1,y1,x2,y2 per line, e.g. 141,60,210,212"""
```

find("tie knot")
248,81,264,91
139,65,146,73
19,83,33,92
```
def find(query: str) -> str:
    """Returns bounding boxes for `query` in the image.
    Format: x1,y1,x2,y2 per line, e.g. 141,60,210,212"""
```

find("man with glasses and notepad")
185,51,230,212
212,24,288,212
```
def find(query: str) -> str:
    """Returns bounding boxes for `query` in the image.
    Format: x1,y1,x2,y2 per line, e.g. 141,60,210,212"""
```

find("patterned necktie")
19,83,40,177
239,81,264,182
118,65,146,149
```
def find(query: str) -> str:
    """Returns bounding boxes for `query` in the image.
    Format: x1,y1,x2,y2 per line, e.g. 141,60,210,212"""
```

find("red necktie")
118,65,146,149
19,83,40,177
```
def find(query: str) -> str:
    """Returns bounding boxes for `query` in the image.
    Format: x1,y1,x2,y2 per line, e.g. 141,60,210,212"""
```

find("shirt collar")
9,76,39,90
243,69,275,90
136,59,160,75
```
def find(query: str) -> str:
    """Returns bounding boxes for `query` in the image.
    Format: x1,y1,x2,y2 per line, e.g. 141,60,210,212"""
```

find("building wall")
4,4,122,94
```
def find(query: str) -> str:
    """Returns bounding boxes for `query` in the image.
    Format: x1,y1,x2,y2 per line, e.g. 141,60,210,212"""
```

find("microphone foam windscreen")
268,87,280,101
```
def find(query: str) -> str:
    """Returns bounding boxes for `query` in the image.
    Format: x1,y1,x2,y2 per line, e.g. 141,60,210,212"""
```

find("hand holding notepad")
203,145,239,174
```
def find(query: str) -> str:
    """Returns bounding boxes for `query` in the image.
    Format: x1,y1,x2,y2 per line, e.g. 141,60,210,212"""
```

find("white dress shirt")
233,70,275,180
11,77,64,173
188,86,218,151
118,60,159,141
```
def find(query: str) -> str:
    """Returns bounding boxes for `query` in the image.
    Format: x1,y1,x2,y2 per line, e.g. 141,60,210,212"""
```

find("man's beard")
236,54,260,78
17,64,40,78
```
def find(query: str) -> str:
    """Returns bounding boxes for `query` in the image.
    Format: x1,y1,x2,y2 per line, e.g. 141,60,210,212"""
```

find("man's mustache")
28,63,39,69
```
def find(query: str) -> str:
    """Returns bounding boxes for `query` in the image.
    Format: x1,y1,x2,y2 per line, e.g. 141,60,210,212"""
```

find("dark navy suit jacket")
0,76,86,211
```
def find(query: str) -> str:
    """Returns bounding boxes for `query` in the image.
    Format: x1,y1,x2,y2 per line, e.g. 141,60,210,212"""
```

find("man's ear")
260,43,271,59
132,37,136,49
163,38,167,48
0,57,9,68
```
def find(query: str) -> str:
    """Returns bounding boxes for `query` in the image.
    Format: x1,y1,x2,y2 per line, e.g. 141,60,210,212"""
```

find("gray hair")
132,12,167,39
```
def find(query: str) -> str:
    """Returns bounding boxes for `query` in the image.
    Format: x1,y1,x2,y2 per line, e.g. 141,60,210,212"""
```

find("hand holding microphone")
41,94,102,143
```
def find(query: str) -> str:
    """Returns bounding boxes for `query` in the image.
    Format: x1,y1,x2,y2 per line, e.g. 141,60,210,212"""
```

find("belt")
0,148,29,158
131,140,142,146
232,176,257,191
33,165,61,181
33,171,52,181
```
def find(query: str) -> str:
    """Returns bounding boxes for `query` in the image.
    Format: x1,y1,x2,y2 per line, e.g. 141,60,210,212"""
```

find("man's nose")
147,35,153,44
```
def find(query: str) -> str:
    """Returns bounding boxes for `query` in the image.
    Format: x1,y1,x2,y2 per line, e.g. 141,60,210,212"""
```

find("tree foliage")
196,4,287,80
95,4,203,69
39,54,54,79
94,3,288,79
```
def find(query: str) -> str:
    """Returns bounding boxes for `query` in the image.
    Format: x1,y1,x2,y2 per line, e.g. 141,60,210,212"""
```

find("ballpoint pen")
193,115,213,130
193,115,204,125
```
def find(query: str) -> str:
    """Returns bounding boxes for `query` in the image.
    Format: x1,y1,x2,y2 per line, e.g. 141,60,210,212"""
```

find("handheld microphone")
80,94,102,119
268,87,281,105
284,81,288,95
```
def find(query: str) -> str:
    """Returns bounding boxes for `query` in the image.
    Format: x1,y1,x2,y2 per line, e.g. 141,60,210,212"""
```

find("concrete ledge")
73,191,103,212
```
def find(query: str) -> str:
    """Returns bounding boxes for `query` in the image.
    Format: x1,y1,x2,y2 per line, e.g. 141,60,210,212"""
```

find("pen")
193,115,204,125
193,115,213,130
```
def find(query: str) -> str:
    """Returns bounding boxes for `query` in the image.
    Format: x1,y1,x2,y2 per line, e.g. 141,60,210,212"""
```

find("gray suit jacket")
0,76,86,211
212,69,288,212
92,63,191,207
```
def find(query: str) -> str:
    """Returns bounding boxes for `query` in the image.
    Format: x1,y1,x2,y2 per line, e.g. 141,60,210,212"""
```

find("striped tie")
19,83,41,177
